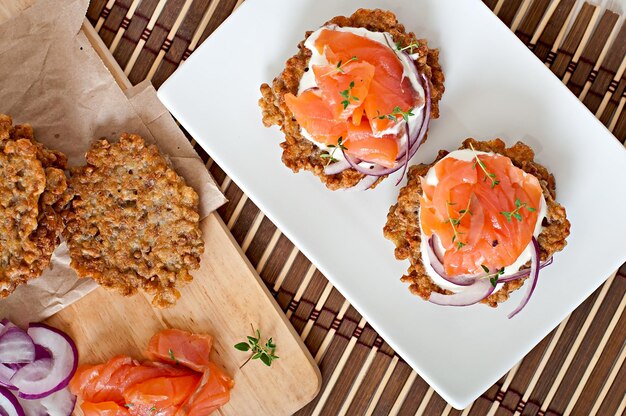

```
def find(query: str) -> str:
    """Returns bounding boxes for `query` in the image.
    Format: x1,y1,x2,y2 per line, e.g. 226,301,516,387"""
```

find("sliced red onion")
16,388,76,416
0,328,35,364
349,174,381,191
0,366,17,391
427,236,553,287
426,237,481,286
497,257,553,283
0,386,24,416
507,237,541,319
428,278,495,306
323,159,352,175
11,324,78,400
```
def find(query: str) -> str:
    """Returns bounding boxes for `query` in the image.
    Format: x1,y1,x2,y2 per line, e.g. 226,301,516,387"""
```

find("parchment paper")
0,0,227,325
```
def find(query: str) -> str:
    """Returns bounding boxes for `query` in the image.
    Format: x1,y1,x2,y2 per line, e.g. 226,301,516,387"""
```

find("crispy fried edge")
383,138,571,307
0,114,68,297
61,134,204,308
258,8,446,190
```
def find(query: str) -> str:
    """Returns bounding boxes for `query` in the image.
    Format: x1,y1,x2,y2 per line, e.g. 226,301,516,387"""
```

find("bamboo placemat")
86,0,625,414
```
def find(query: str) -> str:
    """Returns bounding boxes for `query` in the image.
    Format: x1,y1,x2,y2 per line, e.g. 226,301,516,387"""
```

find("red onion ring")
427,236,553,287
323,159,351,175
507,237,541,319
428,278,495,306
426,237,480,286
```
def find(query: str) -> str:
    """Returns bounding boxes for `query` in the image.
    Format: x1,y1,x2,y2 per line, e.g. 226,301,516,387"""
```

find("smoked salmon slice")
81,401,131,416
420,153,542,276
145,329,213,372
284,90,348,145
285,28,421,166
70,329,232,416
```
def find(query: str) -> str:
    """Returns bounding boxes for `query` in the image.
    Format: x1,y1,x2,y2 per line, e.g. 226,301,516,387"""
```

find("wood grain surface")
1,2,321,415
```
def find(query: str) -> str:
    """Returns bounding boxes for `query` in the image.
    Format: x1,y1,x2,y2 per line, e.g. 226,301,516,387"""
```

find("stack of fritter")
61,134,204,307
0,114,68,297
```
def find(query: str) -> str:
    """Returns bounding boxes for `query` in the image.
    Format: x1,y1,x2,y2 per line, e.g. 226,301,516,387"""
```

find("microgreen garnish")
124,404,134,408
323,56,358,76
377,106,415,123
469,143,500,188
150,407,157,412
446,196,473,250
168,348,178,365
500,198,536,222
340,81,360,109
234,325,279,369
396,40,420,54
321,137,347,165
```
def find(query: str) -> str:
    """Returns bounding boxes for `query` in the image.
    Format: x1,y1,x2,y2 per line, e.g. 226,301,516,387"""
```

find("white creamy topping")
419,149,547,293
297,25,425,162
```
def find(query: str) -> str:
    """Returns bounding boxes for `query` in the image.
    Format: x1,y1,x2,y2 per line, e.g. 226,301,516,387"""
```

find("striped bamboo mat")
87,0,625,414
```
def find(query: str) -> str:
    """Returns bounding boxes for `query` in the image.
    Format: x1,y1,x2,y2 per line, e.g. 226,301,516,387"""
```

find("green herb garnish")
322,56,358,77
481,265,505,287
396,41,420,54
339,81,360,109
321,136,348,165
446,196,473,250
469,143,499,188
500,198,536,222
168,348,178,365
377,106,415,123
234,325,279,369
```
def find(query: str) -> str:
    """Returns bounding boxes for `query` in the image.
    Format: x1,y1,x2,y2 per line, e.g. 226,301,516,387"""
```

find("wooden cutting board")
0,2,321,415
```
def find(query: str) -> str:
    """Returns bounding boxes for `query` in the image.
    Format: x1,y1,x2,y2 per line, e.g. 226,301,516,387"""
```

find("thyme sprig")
500,198,536,222
396,40,420,54
234,325,279,369
481,265,506,287
377,106,415,123
321,137,347,165
469,143,500,188
446,197,473,250
340,81,360,109
322,56,358,77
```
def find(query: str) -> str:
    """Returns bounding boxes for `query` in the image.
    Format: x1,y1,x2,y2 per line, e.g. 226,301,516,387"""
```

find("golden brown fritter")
0,114,68,297
384,139,570,307
259,9,445,190
62,134,204,308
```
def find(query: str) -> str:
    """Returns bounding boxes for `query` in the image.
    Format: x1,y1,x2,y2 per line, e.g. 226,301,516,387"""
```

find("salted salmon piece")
285,90,348,145
420,153,542,276
123,375,201,415
70,358,195,405
176,362,234,416
70,363,106,398
314,29,419,135
312,60,375,120
343,121,399,168
145,329,213,372
81,401,131,416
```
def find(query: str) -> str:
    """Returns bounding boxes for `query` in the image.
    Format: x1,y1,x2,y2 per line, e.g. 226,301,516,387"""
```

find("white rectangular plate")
158,0,626,408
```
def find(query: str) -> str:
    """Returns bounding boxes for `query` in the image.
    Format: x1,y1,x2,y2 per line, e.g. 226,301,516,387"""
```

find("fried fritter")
0,114,68,297
62,134,204,308
259,8,445,190
383,139,570,307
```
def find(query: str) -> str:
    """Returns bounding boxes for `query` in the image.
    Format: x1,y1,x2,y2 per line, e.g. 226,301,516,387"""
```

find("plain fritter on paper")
0,114,68,298
383,139,570,307
259,8,445,190
62,134,204,307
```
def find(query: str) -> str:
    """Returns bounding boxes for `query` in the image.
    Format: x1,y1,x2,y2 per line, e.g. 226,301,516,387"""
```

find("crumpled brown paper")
0,0,227,325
